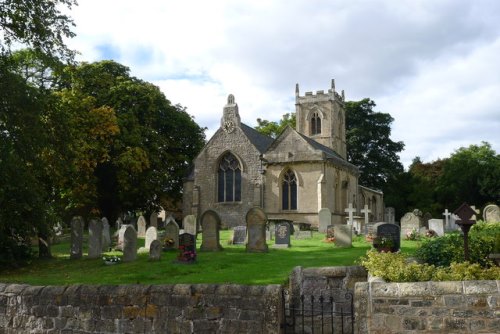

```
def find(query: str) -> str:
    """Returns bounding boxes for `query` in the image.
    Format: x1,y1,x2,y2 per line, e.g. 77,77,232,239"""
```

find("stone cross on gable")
344,203,356,224
361,205,371,225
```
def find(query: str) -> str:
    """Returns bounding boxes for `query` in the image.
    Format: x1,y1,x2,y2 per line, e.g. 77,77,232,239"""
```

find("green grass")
0,232,421,285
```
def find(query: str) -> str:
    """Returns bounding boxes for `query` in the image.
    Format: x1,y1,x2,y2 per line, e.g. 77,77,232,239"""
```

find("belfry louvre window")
217,153,241,202
282,169,297,210
311,112,321,135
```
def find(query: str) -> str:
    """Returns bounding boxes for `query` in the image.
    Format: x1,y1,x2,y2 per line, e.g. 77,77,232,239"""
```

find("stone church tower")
295,80,347,159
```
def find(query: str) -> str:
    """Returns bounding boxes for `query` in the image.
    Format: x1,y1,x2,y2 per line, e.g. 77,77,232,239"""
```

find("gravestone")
183,215,197,236
149,212,158,228
178,233,196,263
137,215,146,237
88,218,103,259
164,214,176,231
483,204,500,222
116,225,129,251
246,207,268,253
344,203,356,224
70,216,84,260
274,221,292,248
334,225,353,248
400,210,424,239
164,219,179,250
374,222,400,252
384,207,395,225
232,226,247,245
326,225,335,241
295,230,313,239
450,213,461,230
428,219,445,236
318,208,332,233
149,240,162,261
422,212,432,229
101,217,111,252
145,226,158,250
123,225,137,262
200,210,223,251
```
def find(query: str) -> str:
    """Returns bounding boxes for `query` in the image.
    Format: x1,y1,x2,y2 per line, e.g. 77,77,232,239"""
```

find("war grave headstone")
200,210,223,251
183,215,197,236
428,219,445,236
274,221,292,248
137,215,146,237
101,217,111,251
123,225,137,262
164,219,179,251
88,218,103,259
373,222,400,252
177,233,196,263
145,226,158,250
318,208,332,233
70,216,84,260
384,207,395,225
232,226,247,245
149,239,162,261
149,212,158,229
483,204,500,223
400,209,424,239
246,207,268,253
334,225,352,248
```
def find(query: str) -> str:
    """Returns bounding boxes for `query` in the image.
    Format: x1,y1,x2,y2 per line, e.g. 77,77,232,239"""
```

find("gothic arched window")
217,153,241,202
311,112,321,135
282,169,297,210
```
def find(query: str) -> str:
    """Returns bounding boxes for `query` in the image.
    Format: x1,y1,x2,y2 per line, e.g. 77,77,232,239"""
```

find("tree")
255,113,296,138
345,98,405,190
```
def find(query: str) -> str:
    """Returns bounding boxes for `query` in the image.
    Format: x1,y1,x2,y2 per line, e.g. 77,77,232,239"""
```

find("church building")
183,80,384,228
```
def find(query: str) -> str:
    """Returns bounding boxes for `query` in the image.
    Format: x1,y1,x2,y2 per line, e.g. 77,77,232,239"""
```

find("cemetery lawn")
0,232,421,286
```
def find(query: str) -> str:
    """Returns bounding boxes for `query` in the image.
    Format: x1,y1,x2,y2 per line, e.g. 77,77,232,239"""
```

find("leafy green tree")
345,98,404,190
255,113,295,138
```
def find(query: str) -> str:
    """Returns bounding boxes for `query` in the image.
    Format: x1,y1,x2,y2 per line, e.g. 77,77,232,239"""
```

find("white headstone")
344,203,356,224
334,225,353,248
318,208,332,233
137,215,146,237
183,215,197,235
428,219,445,236
400,210,424,238
442,209,451,231
145,226,158,250
483,204,500,222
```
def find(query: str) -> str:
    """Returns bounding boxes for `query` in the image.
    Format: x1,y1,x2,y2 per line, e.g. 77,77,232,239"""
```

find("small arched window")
311,112,321,135
282,169,297,210
217,153,241,202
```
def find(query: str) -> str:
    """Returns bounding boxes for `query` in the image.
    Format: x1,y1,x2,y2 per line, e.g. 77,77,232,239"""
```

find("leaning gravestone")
88,218,103,259
274,221,292,248
384,207,395,225
145,226,158,250
183,215,197,236
334,225,352,248
164,219,180,250
123,225,137,262
374,222,400,252
70,216,84,260
400,210,424,239
232,226,247,245
149,240,162,261
101,217,111,252
246,207,268,253
428,219,445,236
178,233,196,263
137,215,146,237
483,204,500,223
318,208,332,233
200,210,223,251
149,212,158,229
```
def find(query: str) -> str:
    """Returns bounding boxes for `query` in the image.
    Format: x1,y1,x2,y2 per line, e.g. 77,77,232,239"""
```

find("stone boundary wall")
354,280,500,333
0,283,282,334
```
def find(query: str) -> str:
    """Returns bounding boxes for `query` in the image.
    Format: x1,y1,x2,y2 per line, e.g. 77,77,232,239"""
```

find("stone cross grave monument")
344,203,356,225
70,216,84,260
200,210,223,251
384,207,395,225
88,218,103,259
318,208,332,233
123,225,137,262
358,205,371,235
246,207,268,253
232,226,247,245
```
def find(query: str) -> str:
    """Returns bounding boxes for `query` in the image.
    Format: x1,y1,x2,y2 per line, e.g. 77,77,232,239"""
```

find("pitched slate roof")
240,123,274,153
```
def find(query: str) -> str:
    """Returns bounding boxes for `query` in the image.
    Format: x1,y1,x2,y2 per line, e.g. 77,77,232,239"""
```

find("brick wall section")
0,283,282,334
354,280,500,333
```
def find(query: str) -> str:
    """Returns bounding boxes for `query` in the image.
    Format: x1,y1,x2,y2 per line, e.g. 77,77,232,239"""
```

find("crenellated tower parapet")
295,79,347,159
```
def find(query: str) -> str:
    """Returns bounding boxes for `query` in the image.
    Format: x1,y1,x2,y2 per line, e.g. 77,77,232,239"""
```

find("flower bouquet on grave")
405,228,420,241
373,236,394,253
177,245,196,263
102,255,121,265
163,237,175,251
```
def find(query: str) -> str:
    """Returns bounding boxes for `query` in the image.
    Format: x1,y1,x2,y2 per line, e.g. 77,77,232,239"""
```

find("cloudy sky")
66,0,500,168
